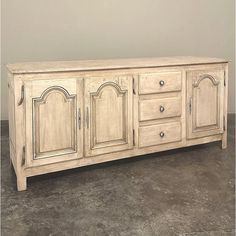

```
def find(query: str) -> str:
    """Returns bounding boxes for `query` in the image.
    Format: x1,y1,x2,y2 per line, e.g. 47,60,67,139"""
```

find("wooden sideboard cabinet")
7,57,229,191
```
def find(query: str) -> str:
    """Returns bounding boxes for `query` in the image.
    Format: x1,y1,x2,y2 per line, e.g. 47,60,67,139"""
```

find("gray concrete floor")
1,116,235,236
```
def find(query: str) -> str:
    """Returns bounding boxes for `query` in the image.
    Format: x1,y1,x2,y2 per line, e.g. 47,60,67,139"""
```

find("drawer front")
139,122,181,148
139,72,182,94
139,97,181,121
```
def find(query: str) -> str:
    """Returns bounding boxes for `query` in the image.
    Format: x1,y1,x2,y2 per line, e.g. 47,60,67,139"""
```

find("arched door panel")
187,69,224,139
25,79,83,167
85,75,133,156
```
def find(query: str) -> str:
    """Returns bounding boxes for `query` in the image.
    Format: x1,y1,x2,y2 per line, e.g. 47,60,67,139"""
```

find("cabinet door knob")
159,80,165,86
159,131,165,138
160,106,165,112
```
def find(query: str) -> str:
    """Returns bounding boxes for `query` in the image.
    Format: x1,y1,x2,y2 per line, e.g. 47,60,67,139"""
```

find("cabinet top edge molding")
7,56,229,75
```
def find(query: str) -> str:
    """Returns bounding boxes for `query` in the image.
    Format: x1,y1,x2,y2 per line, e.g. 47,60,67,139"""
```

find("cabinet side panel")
14,76,26,177
8,73,16,166
222,63,228,149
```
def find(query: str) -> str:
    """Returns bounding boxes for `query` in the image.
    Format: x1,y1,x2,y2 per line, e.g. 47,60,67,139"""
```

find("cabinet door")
25,78,83,167
85,75,133,156
187,69,224,139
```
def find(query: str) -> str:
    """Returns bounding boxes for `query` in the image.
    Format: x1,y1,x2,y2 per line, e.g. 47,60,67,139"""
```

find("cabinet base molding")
20,134,223,191
7,57,228,191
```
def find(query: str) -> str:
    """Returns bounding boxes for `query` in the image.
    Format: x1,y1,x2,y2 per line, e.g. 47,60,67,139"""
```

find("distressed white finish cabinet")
7,57,229,191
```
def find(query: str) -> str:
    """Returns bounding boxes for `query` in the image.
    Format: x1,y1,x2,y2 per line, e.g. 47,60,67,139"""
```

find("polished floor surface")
1,116,235,236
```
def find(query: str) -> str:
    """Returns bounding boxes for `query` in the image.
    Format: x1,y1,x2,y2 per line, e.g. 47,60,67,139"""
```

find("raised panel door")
25,78,83,167
85,75,133,156
187,69,224,139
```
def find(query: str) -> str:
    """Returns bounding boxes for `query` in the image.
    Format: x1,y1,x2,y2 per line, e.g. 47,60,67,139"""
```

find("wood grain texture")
12,76,27,191
7,57,229,74
186,67,224,139
34,87,76,157
7,58,228,191
84,75,133,157
7,72,17,172
24,78,83,167
139,122,182,148
139,71,182,94
139,97,181,121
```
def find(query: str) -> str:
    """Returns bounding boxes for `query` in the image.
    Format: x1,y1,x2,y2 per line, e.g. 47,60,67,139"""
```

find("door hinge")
18,85,25,106
133,129,135,146
22,146,25,166
133,77,136,95
78,108,81,129
224,71,226,87
189,97,192,114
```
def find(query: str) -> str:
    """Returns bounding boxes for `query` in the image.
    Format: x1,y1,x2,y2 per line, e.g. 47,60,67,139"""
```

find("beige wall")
1,0,235,119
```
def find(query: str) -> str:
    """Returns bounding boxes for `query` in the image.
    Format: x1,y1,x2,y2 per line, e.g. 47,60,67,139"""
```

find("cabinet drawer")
139,72,182,94
139,97,181,121
139,122,181,148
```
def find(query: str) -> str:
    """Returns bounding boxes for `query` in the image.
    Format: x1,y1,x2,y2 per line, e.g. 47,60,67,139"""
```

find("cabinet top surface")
7,56,228,74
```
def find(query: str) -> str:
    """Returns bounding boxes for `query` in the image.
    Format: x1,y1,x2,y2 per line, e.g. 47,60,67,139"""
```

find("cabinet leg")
222,132,227,149
17,176,27,191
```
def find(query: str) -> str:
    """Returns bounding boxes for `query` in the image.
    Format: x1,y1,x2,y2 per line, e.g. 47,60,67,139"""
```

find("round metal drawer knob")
159,80,165,86
159,131,165,138
160,106,165,112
